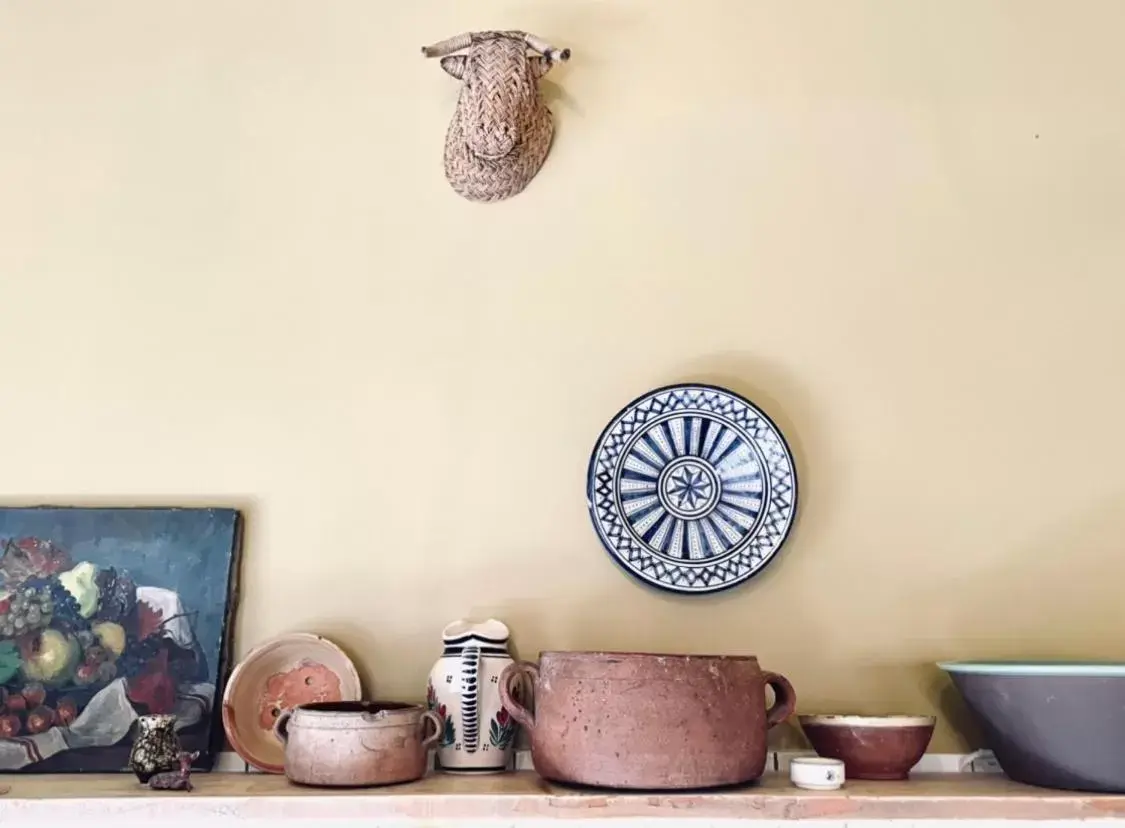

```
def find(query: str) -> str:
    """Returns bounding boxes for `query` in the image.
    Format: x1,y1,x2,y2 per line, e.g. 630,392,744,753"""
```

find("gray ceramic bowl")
941,661,1125,793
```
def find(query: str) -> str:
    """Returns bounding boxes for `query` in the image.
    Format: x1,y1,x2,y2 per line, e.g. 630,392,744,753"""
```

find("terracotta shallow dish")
222,633,362,772
799,715,935,780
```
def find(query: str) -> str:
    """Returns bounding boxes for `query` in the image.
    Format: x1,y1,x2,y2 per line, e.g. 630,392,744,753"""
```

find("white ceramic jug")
426,618,517,772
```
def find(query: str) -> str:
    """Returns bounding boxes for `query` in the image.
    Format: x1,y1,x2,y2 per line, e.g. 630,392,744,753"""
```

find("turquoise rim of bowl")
939,661,1125,677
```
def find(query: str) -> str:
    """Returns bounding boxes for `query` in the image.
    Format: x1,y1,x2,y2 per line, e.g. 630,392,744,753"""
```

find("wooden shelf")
1,771,1124,824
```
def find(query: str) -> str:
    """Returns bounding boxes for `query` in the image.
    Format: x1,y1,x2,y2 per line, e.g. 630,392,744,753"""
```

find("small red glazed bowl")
799,715,936,780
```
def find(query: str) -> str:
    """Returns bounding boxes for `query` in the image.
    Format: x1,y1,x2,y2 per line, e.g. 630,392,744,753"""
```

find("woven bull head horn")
422,30,571,202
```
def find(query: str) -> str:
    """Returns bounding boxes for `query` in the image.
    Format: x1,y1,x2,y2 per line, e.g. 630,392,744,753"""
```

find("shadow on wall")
647,351,834,608
757,493,1125,751
765,487,1125,752
668,352,824,752
502,1,652,123
666,356,1125,752
919,494,1125,749
540,77,581,119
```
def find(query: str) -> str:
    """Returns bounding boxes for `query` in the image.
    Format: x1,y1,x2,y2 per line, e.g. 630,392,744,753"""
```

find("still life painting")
0,507,241,772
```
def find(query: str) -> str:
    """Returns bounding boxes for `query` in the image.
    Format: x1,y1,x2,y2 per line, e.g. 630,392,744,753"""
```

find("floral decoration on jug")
427,618,518,772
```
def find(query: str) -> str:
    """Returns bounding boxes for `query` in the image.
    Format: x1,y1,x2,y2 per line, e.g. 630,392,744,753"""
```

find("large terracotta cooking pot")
499,651,796,789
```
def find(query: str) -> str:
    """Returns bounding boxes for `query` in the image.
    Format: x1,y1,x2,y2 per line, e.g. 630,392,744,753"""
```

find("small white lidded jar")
790,756,846,791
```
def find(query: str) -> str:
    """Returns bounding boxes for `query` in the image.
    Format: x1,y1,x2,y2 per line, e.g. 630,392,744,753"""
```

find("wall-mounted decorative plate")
586,384,798,594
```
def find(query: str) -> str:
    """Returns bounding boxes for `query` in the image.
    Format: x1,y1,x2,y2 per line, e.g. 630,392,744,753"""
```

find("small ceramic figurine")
129,713,183,783
147,751,199,791
427,618,518,773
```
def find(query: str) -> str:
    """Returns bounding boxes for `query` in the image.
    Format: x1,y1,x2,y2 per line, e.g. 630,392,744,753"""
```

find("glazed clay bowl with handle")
499,651,796,790
274,701,441,787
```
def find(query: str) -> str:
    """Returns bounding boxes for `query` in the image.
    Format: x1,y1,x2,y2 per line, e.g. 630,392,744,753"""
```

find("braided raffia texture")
442,34,555,202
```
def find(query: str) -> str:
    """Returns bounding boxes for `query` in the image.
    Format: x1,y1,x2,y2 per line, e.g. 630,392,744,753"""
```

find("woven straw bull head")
422,31,570,202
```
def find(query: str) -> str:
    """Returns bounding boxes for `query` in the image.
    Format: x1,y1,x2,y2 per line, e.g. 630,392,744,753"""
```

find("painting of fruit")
0,508,241,773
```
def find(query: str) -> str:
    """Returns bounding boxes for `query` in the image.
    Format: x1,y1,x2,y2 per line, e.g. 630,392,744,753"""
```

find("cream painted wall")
1,1,1124,751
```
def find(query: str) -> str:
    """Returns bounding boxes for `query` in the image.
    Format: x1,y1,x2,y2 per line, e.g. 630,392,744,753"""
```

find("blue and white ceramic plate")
586,384,798,594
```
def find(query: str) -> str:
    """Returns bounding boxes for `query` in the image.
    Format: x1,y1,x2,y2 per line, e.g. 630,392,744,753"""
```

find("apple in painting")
20,682,46,709
56,697,78,726
21,629,80,685
92,622,127,659
26,706,55,734
0,714,20,737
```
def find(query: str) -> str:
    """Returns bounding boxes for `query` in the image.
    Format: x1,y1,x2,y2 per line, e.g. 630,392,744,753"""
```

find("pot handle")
498,661,538,733
273,709,292,744
762,671,796,727
420,710,442,749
